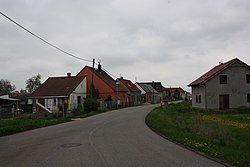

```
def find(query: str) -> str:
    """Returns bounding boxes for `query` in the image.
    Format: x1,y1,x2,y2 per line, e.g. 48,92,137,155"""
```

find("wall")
78,67,128,105
191,85,206,108
205,65,250,109
68,78,87,110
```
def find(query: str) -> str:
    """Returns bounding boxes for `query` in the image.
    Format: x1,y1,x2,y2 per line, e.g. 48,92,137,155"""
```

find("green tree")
26,74,42,93
0,79,15,94
83,98,99,113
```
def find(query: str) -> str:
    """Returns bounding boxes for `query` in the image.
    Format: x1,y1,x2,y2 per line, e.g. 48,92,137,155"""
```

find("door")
219,95,229,109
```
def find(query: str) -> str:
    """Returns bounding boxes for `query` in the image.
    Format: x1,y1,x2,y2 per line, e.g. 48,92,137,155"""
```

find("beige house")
188,58,250,109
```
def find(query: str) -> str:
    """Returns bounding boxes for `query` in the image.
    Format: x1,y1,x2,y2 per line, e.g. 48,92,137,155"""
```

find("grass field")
0,118,71,137
146,102,250,167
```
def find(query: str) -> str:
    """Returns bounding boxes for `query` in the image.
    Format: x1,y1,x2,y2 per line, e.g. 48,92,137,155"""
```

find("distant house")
165,87,186,100
116,77,141,106
29,74,86,112
135,83,160,104
188,58,250,109
139,81,164,101
77,64,129,106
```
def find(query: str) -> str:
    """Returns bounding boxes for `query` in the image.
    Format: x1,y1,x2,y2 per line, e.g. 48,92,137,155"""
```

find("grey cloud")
0,0,250,91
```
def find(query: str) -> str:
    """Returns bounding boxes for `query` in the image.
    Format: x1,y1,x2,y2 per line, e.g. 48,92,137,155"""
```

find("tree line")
0,74,42,94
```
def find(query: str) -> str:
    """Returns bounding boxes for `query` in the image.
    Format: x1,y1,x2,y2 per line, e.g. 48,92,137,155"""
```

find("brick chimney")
98,63,101,70
67,73,71,77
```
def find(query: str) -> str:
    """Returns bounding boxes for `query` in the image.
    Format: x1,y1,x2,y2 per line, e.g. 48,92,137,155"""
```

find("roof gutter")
28,96,68,99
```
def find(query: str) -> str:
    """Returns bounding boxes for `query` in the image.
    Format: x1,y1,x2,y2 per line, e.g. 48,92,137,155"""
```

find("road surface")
0,105,224,167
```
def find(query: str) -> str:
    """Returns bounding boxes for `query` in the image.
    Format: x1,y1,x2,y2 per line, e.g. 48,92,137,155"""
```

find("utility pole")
91,58,95,98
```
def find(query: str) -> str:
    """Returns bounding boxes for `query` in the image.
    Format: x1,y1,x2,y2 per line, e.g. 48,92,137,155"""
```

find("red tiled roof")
78,66,127,92
165,87,185,93
188,58,249,86
117,78,141,93
29,76,85,98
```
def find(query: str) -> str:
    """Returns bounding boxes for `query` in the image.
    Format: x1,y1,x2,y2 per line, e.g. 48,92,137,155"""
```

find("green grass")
146,102,250,167
0,118,71,137
0,109,114,137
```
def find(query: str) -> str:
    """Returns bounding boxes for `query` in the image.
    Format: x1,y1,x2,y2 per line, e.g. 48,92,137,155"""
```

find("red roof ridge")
188,58,248,86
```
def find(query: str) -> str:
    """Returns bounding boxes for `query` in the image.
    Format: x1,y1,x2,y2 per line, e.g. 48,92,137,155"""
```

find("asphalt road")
0,105,224,167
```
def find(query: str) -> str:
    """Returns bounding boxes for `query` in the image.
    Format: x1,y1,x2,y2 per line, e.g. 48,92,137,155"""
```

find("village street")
0,105,224,167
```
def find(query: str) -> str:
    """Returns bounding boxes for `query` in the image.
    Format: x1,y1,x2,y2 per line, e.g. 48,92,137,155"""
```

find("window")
196,95,201,103
198,95,201,103
247,94,250,103
53,99,57,106
247,74,250,83
77,96,81,104
220,75,227,84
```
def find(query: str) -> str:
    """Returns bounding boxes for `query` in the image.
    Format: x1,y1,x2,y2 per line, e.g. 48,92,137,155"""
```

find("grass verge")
0,118,71,137
146,102,250,167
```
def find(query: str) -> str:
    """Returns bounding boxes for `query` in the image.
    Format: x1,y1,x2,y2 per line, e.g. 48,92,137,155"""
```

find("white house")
29,73,87,112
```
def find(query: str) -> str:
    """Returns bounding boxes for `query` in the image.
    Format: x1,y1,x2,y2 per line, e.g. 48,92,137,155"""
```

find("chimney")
120,76,123,79
152,81,155,83
98,63,101,70
67,73,71,77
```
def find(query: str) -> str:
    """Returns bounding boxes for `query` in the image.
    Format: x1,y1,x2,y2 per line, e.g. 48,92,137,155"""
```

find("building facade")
29,75,86,112
117,77,141,106
189,58,250,109
77,64,129,106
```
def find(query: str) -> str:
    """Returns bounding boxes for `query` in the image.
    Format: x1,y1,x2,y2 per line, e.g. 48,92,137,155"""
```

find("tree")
0,79,15,94
26,74,42,93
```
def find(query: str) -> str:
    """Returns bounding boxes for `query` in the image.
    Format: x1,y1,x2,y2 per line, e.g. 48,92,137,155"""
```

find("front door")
219,95,229,109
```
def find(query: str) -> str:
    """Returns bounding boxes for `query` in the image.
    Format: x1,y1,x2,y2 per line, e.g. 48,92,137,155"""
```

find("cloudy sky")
1,0,250,91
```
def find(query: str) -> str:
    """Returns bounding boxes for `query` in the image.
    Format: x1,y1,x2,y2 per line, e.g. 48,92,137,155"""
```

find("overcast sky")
1,0,250,91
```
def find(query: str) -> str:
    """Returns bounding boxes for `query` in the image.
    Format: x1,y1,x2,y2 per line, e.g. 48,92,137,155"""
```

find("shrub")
84,98,99,113
72,104,84,116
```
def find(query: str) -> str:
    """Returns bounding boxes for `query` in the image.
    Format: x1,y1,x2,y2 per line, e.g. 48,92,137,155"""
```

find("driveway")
0,105,224,167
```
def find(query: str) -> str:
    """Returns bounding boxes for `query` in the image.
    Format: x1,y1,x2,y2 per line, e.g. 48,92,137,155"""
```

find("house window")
196,95,201,103
247,74,250,83
247,94,250,103
53,99,57,106
220,75,227,84
77,96,81,104
198,95,201,103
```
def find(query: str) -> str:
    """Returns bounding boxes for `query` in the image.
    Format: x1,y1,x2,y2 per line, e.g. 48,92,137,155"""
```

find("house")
9,92,32,112
29,73,86,112
116,77,141,106
0,94,19,113
77,64,129,106
188,58,250,109
135,83,160,104
139,81,164,101
164,87,186,100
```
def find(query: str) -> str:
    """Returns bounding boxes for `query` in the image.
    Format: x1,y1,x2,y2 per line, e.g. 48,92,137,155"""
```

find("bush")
72,104,84,116
84,98,99,113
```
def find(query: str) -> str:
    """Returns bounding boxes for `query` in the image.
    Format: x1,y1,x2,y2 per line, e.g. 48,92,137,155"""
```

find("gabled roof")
117,77,141,93
77,66,127,92
136,83,158,93
188,58,250,87
165,87,185,93
140,81,164,92
29,76,85,98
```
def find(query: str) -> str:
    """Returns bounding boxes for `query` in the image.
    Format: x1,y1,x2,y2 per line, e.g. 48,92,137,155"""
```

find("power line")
0,11,92,63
